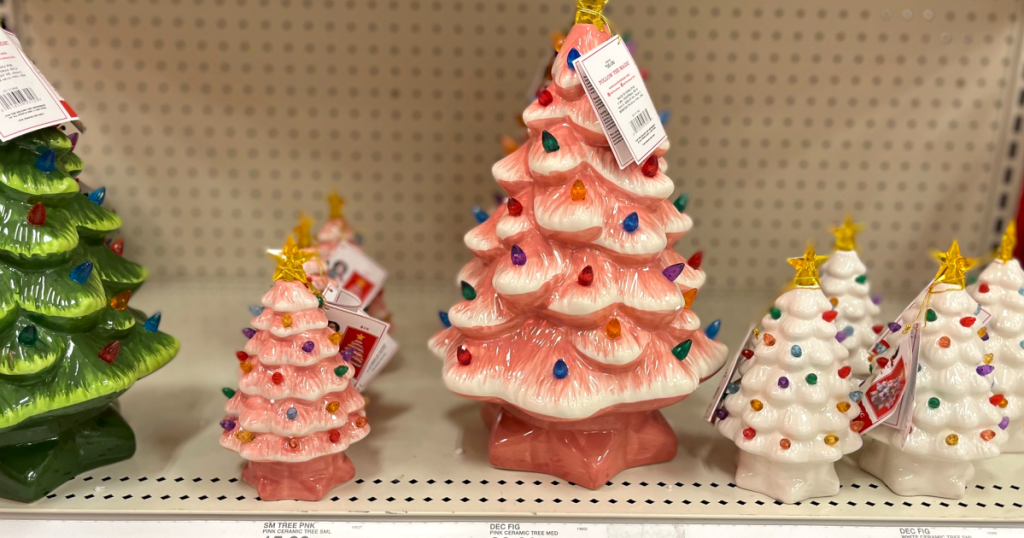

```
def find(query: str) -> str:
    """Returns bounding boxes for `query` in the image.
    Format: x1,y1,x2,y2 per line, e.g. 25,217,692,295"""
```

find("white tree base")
734,451,839,504
858,440,974,499
1003,425,1024,453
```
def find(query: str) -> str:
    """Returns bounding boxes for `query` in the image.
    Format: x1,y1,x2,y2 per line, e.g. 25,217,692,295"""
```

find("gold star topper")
788,245,828,288
294,212,313,249
270,236,315,284
997,221,1017,263
327,192,346,220
933,240,975,289
575,0,609,30
832,215,863,252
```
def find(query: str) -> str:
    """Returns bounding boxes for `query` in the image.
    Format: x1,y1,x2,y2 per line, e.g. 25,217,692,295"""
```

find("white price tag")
574,35,666,168
0,30,80,141
323,285,398,392
856,325,920,440
321,241,387,310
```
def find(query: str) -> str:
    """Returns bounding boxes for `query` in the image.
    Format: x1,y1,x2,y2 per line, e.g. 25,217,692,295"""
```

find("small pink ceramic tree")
220,237,369,501
429,3,728,489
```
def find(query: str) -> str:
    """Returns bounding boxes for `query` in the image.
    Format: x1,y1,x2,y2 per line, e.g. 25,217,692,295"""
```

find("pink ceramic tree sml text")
429,2,728,489
220,237,369,501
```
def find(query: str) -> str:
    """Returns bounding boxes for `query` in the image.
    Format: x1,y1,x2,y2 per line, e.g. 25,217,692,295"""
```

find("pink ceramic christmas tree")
220,237,369,501
429,1,728,489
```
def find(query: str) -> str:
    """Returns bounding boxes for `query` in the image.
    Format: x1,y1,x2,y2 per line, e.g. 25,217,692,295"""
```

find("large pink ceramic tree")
429,1,728,489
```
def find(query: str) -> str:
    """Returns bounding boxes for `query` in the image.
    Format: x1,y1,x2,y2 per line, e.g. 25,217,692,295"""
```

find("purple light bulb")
510,245,527,266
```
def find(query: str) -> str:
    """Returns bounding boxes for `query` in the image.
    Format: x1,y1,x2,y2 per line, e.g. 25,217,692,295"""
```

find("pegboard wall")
12,0,1024,292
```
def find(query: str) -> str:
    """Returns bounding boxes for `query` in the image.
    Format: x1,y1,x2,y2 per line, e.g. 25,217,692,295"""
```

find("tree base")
858,439,974,499
482,403,677,490
241,452,355,501
0,404,135,503
1002,424,1024,454
735,451,839,504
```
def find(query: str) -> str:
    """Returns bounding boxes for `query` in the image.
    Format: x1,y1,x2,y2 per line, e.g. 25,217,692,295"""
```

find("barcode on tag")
577,57,630,165
629,109,652,134
0,87,40,110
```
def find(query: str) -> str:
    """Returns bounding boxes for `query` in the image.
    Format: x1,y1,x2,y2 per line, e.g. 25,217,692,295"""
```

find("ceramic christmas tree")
220,237,370,501
969,224,1024,453
717,246,862,503
429,1,728,489
859,241,1007,499
820,217,882,379
316,192,357,254
310,194,392,324
0,127,179,503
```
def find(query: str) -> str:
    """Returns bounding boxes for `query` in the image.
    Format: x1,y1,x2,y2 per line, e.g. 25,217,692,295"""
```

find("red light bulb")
536,88,553,107
577,265,594,286
272,372,284,385
110,239,124,255
236,351,249,361
641,155,659,177
457,345,472,366
688,251,703,271
27,203,46,226
507,197,523,217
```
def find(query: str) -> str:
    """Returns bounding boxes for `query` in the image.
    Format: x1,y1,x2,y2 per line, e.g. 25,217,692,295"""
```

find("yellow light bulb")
235,430,254,443
750,399,764,411
824,434,839,446
837,402,851,413
281,315,293,328
329,332,343,345
326,401,341,414
110,290,132,311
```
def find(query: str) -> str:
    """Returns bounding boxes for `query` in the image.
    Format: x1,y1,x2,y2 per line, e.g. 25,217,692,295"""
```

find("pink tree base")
241,452,355,501
482,403,677,489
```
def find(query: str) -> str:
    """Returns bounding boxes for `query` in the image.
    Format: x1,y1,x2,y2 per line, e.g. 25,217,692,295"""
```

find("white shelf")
1,280,1022,524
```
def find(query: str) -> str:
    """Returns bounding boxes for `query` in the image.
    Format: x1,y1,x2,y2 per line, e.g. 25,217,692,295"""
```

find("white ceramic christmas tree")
859,241,1007,499
820,217,881,379
717,246,863,504
969,224,1024,453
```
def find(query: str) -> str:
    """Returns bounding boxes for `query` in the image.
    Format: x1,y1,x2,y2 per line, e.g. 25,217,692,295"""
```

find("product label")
320,241,387,310
704,324,758,424
855,325,920,440
323,285,398,392
0,30,80,141
574,35,666,168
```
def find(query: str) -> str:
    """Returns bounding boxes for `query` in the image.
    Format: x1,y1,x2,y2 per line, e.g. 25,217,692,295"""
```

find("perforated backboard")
13,0,1024,292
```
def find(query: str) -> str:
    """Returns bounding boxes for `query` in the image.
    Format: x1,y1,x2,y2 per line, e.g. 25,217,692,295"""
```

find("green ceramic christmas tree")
0,127,179,503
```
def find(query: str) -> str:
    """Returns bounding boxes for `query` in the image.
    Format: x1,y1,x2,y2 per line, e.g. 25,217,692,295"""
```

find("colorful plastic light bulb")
27,202,46,226
144,312,162,332
641,155,659,177
220,419,236,431
457,345,472,365
69,261,93,285
673,193,689,213
622,212,639,232
541,131,559,153
536,88,553,106
566,47,581,70
605,318,622,339
507,197,523,216
472,205,488,224
510,245,527,266
36,150,56,172
302,341,315,353
571,180,587,201
110,290,132,311
439,311,451,328
672,339,692,360
286,407,298,420
243,327,257,339
688,251,703,270
461,281,477,300
98,340,121,363
334,365,349,377
18,325,37,346
553,359,569,379
110,238,124,255
578,265,594,286
704,319,721,340
222,388,236,398
88,187,106,206
249,305,264,317
662,263,685,282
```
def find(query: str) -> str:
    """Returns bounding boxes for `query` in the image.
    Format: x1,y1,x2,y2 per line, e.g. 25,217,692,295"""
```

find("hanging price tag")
0,30,82,141
322,285,399,392
574,35,666,169
320,241,388,310
704,324,759,424
854,325,920,441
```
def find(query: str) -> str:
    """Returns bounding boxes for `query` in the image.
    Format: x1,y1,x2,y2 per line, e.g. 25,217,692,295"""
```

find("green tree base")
0,402,135,503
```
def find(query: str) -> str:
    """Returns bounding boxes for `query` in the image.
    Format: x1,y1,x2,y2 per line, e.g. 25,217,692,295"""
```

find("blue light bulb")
704,319,722,340
439,311,451,328
144,312,161,332
553,359,569,379
566,48,581,70
248,305,264,317
472,206,488,224
88,187,106,206
36,150,56,172
69,262,93,285
622,212,639,233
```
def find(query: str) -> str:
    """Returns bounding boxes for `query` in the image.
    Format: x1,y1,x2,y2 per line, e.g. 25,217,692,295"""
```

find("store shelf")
1,280,1022,524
